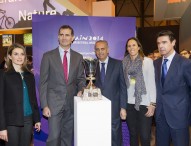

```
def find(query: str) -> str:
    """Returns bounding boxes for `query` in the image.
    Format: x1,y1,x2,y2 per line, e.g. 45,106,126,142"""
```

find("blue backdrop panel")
32,15,136,146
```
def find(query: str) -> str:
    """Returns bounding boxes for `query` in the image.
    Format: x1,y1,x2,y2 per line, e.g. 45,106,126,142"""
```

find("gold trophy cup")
82,58,102,100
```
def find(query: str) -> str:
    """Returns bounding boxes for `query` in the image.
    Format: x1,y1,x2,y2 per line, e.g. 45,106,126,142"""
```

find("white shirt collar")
163,50,175,62
99,56,109,64
59,46,71,54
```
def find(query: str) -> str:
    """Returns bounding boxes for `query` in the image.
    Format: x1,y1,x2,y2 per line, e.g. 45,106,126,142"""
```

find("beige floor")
30,126,191,146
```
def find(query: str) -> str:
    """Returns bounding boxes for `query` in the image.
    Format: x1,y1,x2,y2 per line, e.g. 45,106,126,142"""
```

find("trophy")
82,57,102,100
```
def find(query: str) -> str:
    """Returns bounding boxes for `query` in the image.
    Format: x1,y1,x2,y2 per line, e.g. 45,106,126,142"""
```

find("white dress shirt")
99,56,109,73
59,46,71,75
162,50,175,71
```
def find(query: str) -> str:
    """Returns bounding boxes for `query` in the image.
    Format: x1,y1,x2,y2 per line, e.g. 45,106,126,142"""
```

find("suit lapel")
68,49,75,84
157,58,163,88
104,57,113,86
53,48,66,83
163,53,179,87
96,62,102,88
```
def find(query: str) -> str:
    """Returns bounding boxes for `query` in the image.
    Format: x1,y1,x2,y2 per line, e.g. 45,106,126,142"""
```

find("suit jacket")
95,57,127,120
0,69,40,130
154,53,191,129
39,48,86,115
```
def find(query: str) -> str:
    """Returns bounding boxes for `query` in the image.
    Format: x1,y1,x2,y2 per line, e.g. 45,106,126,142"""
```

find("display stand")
74,96,111,146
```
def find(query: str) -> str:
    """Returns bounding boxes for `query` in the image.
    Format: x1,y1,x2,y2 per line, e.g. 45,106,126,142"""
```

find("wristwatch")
150,102,156,107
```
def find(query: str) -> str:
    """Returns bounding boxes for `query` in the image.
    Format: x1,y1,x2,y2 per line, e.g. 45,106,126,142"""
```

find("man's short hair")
58,25,74,36
157,30,176,42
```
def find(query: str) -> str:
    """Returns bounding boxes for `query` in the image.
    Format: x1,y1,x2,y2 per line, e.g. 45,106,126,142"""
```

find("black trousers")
5,115,33,146
126,104,152,146
0,140,5,146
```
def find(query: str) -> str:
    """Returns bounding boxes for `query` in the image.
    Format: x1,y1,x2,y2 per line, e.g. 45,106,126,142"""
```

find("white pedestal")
74,96,111,146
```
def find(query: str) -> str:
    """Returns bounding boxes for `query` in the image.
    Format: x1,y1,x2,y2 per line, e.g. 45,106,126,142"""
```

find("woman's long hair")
124,37,145,59
6,43,30,72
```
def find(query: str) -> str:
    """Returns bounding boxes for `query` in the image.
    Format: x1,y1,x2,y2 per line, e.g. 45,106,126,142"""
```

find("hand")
120,108,127,120
145,105,155,117
77,91,83,97
34,122,41,132
0,130,8,142
43,106,51,118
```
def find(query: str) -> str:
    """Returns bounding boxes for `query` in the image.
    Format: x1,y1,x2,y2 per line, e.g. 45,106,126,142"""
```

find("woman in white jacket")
123,37,156,146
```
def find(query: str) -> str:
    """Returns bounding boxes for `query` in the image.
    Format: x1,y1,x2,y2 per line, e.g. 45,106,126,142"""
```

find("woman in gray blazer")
0,43,41,146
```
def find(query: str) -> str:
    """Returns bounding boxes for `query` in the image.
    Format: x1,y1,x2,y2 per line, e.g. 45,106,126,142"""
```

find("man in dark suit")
39,25,86,146
94,40,127,146
154,30,191,146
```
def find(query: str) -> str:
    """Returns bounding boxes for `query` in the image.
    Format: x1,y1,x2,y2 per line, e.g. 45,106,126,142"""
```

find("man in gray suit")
40,25,86,146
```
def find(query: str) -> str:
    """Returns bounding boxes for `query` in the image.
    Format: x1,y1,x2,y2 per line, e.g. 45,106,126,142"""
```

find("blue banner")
32,15,136,146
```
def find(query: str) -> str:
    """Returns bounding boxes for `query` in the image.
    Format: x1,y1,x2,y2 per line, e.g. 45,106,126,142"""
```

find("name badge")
130,78,136,85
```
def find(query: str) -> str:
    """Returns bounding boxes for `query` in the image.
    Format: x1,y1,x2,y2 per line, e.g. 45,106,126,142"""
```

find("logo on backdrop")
0,0,74,29
74,35,104,45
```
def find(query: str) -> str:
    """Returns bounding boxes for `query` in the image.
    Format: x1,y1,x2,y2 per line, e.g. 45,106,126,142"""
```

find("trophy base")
82,88,102,100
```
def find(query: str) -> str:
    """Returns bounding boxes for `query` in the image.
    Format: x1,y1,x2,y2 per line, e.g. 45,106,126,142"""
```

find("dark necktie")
63,51,68,83
161,58,168,86
100,63,105,85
